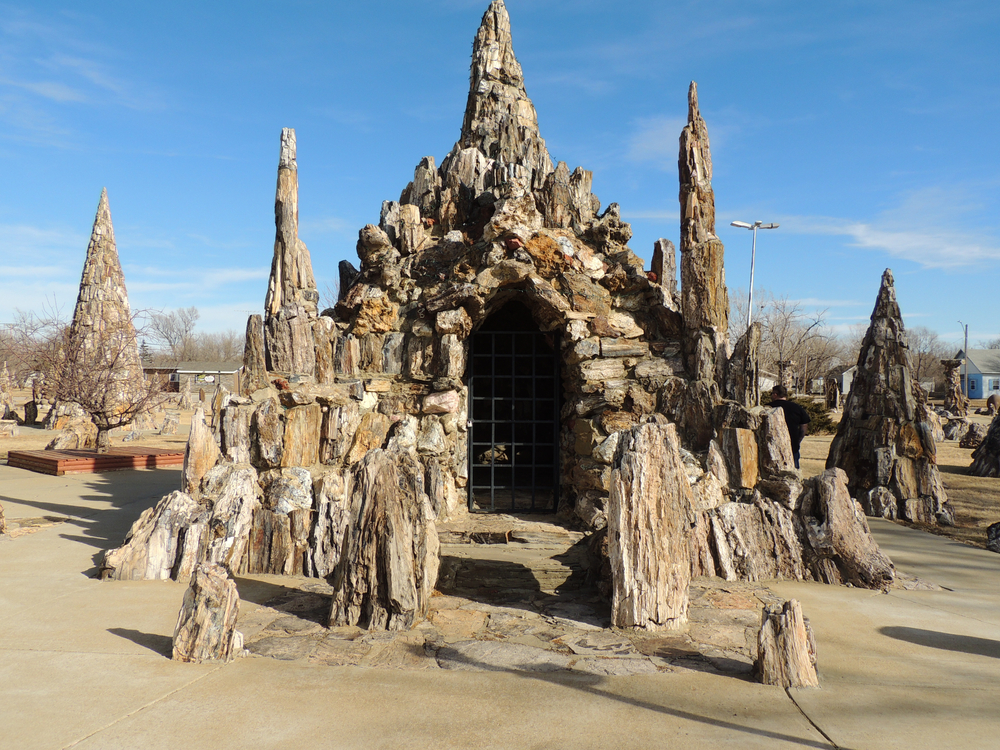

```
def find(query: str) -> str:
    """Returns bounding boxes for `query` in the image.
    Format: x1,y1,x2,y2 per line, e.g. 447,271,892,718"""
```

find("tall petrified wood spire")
393,0,593,236
460,0,552,178
679,82,729,383
827,270,950,524
60,189,147,450
264,128,318,375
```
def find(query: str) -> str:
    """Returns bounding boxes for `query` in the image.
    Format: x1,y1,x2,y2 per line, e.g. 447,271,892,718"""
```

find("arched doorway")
467,300,560,513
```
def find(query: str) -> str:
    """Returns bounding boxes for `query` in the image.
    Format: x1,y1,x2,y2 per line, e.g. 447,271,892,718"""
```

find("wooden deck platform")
6,447,185,476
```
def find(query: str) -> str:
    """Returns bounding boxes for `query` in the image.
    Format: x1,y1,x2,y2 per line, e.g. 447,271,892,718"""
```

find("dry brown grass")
801,415,1000,550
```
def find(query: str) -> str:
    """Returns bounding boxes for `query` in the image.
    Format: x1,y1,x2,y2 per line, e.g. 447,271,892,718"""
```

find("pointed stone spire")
458,0,552,178
265,128,318,318
263,128,318,375
58,189,146,448
678,82,728,384
827,270,950,524
71,189,137,335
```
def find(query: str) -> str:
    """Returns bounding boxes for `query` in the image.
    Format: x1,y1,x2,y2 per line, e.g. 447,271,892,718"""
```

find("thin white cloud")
300,217,352,235
0,77,86,102
789,298,865,308
625,116,686,171
780,188,1000,269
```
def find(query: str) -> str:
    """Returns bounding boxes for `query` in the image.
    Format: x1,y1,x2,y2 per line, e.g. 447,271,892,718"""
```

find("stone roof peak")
456,0,552,176
871,268,902,322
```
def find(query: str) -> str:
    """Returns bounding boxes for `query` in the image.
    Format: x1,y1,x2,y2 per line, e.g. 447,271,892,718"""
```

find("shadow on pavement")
108,627,174,658
880,626,1000,659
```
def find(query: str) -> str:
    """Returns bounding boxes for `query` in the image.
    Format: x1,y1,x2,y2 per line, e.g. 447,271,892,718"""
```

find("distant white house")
956,349,1000,399
758,370,778,392
838,366,857,398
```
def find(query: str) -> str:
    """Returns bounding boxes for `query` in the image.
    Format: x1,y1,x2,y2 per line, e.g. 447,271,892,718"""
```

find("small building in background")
143,361,244,394
956,349,1000,399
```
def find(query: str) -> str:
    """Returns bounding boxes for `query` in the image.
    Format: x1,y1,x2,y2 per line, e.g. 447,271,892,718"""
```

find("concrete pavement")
1,464,998,749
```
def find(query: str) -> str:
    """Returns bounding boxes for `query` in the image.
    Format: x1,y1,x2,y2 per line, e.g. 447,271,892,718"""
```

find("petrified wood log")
708,496,805,582
0,501,6,535
182,407,220,496
756,599,818,688
172,563,242,663
241,314,267,397
100,491,204,580
608,421,693,630
329,447,439,631
725,322,761,408
797,468,895,590
969,414,1000,478
960,423,988,450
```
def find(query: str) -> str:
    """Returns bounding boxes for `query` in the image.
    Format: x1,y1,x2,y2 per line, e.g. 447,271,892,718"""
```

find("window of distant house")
970,381,977,391
990,379,1000,390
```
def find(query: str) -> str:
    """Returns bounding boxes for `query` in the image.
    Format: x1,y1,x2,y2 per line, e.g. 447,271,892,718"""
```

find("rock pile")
103,0,894,633
827,270,950,525
969,414,1000,478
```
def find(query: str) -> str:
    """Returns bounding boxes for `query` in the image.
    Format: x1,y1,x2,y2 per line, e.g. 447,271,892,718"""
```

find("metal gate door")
468,319,560,513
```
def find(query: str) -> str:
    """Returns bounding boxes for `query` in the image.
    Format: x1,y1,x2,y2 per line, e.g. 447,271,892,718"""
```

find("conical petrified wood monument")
53,189,149,452
827,270,950,525
103,1,895,636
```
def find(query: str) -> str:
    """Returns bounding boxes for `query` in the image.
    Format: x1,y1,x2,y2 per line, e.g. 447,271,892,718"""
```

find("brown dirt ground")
801,399,1000,551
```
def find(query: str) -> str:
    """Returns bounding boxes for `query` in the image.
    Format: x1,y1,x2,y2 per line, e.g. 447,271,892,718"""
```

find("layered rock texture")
50,190,148,450
969,414,1000,478
103,0,894,632
264,129,319,376
941,359,967,416
827,270,950,525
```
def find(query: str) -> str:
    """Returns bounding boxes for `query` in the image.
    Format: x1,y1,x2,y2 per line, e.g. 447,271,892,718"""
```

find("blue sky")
1,0,998,348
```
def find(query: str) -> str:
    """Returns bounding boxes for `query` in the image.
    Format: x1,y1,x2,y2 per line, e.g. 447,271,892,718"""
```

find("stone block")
722,427,759,489
281,403,322,467
423,390,461,414
345,412,392,465
577,358,626,382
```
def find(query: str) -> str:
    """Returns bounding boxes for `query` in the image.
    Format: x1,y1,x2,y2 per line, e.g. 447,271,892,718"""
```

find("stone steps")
436,518,590,596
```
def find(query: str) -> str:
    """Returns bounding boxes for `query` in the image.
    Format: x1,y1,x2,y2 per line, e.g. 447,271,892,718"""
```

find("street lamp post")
958,320,969,398
731,220,779,328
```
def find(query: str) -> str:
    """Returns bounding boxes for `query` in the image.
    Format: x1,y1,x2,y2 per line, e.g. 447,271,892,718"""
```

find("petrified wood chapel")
104,1,893,632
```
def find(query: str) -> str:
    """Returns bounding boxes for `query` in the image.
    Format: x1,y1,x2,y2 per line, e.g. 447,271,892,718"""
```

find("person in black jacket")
770,385,811,469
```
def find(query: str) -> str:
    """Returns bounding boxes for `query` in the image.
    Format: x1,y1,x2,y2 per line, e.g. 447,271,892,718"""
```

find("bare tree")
731,289,836,392
320,279,340,312
148,307,200,361
980,336,1000,350
189,330,244,361
907,326,949,388
10,308,162,452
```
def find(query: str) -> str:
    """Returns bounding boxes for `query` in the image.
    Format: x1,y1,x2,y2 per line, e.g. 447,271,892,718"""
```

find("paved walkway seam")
60,663,226,750
784,688,838,749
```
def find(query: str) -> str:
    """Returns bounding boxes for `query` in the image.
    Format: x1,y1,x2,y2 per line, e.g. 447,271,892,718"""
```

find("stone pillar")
827,270,950,524
264,128,319,376
678,82,729,385
941,359,967,416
